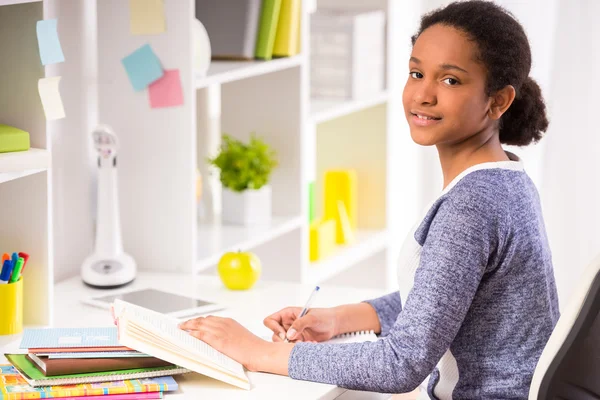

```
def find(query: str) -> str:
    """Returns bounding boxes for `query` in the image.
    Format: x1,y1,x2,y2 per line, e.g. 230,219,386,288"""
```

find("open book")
113,299,250,390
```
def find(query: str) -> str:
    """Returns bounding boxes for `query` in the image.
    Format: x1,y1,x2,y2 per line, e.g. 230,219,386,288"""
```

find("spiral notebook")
326,330,379,344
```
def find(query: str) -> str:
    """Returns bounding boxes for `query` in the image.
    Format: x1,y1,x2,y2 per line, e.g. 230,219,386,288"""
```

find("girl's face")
402,24,492,147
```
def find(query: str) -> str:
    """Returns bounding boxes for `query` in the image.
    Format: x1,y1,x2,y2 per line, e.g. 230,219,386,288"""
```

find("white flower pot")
222,185,272,225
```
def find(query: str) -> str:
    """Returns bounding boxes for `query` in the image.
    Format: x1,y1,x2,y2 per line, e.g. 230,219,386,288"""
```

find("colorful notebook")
19,327,129,352
4,354,188,387
0,364,176,399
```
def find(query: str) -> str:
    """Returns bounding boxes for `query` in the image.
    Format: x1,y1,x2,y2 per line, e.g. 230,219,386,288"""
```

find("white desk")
1,272,397,400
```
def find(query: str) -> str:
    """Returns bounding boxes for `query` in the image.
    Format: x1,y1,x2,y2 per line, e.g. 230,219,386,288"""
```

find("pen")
0,259,13,284
284,285,320,343
9,257,24,283
1,253,9,264
18,252,29,273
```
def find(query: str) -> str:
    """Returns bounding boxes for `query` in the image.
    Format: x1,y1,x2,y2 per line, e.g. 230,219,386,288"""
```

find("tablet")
82,288,225,318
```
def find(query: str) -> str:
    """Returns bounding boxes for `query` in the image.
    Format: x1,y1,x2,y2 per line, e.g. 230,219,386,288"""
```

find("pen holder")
0,277,23,335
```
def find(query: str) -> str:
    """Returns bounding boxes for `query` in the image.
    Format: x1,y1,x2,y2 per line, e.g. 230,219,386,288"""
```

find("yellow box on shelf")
309,219,336,262
324,169,357,244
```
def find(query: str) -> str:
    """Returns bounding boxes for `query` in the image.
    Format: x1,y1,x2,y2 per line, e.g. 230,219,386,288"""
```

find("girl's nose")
413,80,437,105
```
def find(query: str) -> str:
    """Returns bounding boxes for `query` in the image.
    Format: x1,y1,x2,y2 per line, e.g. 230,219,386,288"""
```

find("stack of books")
2,327,188,399
3,299,252,398
197,0,302,61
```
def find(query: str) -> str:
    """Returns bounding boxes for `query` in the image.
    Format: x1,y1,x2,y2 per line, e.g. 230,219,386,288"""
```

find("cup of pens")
0,252,28,336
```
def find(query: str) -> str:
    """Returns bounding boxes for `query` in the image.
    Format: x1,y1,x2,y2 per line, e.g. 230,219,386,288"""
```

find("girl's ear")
488,85,516,120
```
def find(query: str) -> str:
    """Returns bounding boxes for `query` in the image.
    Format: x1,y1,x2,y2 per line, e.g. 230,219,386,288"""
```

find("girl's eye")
409,71,423,79
443,77,459,85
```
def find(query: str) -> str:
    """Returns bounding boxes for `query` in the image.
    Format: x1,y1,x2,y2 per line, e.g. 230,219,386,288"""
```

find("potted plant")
208,133,278,225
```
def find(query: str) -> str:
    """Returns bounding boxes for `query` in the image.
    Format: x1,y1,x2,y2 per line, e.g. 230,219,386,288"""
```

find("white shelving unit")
0,1,53,328
90,0,422,293
0,148,50,184
306,229,389,284
0,0,425,330
310,91,388,124
196,56,304,89
196,215,303,271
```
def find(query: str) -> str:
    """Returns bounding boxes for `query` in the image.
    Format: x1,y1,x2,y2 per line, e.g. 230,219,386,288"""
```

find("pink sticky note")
148,69,183,108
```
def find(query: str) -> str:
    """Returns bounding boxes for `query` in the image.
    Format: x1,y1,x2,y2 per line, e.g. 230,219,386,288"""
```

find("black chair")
530,254,600,399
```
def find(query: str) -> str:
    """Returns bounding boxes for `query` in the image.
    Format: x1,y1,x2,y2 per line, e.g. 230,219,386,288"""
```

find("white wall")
540,0,600,307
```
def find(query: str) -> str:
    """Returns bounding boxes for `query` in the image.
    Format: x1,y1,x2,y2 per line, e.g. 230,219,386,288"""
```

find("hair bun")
499,77,549,146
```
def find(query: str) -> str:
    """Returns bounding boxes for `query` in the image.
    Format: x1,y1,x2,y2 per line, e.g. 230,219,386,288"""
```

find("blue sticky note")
36,19,65,65
121,44,164,91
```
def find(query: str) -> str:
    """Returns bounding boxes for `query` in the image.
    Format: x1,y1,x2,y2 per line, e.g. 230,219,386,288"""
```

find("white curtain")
415,0,600,308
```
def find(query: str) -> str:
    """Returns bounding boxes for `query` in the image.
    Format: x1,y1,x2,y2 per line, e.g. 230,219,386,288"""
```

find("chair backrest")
529,253,600,399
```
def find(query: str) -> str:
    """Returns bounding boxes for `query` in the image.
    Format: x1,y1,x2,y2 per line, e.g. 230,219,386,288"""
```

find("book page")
114,300,245,377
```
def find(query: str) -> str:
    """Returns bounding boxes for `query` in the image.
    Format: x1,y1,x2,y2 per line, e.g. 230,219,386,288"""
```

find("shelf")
306,229,389,284
196,215,303,271
196,55,304,89
0,0,41,5
0,148,50,184
310,91,389,124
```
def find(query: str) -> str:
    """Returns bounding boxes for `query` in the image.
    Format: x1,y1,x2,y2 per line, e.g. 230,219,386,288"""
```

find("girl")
179,1,560,398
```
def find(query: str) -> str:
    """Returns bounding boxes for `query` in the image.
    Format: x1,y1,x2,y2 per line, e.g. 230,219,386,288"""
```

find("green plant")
208,133,278,192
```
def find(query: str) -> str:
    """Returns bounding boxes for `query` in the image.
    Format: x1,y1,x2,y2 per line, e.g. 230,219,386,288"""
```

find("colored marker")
1,253,9,264
9,257,24,283
18,252,29,273
0,259,13,284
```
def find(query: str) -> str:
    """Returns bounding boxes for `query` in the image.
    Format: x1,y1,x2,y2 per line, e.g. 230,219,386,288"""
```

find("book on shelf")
113,298,251,390
195,0,302,62
0,363,177,399
196,0,262,60
255,0,282,60
272,0,302,57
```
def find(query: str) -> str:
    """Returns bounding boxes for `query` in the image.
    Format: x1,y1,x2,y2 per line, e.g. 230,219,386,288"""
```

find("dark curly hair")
411,0,549,146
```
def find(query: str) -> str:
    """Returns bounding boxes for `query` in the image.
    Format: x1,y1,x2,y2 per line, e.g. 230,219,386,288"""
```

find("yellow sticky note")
38,76,65,120
130,0,166,35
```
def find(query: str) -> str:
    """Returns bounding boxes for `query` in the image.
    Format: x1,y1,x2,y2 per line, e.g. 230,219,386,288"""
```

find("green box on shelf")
0,124,30,153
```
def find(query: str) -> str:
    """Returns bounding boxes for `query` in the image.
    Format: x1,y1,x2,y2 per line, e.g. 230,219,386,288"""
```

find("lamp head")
92,124,119,160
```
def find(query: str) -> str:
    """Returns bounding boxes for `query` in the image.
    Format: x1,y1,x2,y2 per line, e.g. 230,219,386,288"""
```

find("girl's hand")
263,307,339,343
178,315,269,372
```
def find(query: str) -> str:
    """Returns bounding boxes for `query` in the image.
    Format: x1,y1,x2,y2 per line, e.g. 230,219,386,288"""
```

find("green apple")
217,250,262,290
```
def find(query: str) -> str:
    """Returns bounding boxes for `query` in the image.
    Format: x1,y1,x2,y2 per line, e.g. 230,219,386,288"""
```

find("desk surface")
1,272,395,400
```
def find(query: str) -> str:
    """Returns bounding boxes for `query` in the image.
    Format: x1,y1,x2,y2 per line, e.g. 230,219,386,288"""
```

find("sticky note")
130,0,166,35
121,44,164,91
149,69,184,108
36,19,65,65
38,76,65,120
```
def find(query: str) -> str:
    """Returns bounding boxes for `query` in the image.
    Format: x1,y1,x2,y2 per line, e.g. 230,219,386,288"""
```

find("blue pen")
0,259,13,284
284,286,320,342
11,252,18,268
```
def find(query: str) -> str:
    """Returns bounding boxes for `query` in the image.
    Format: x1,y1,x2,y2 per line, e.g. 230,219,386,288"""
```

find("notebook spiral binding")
333,330,375,339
